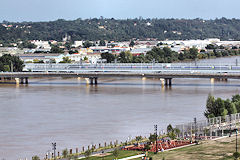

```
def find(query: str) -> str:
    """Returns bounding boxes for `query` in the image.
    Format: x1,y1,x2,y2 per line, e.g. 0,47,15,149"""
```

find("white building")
31,40,51,51
72,41,84,48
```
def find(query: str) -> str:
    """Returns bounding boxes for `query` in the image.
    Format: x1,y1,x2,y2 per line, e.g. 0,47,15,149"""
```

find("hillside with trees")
1,18,240,43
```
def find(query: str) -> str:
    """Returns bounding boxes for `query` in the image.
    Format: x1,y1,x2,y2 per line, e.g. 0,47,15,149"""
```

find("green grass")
80,150,142,160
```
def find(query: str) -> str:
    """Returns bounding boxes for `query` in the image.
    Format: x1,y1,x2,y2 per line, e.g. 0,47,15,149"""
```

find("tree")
232,94,240,103
112,148,120,159
149,133,157,143
178,52,185,61
129,40,135,47
83,56,88,61
59,57,72,63
0,54,24,72
168,131,176,140
189,47,198,60
3,65,10,72
33,59,44,63
225,99,237,114
214,98,226,117
50,59,56,63
166,124,177,140
144,144,151,151
32,156,40,160
84,149,92,160
64,42,72,50
83,41,93,48
233,152,240,159
50,45,64,53
118,51,133,63
69,50,78,54
174,128,181,138
99,40,106,46
234,101,240,113
18,41,37,49
135,136,143,142
206,44,216,49
204,94,215,118
167,124,173,133
101,53,115,63
62,148,68,158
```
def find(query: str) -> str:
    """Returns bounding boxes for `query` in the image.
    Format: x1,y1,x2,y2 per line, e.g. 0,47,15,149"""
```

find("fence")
175,113,240,139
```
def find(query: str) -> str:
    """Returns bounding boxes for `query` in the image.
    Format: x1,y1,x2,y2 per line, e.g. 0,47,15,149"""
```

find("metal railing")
175,113,240,138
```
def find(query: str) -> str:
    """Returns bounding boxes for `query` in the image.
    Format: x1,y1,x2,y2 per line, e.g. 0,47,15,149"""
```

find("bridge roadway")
0,71,240,85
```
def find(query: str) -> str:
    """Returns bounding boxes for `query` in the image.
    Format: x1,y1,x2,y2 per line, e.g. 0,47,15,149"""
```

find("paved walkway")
118,154,145,160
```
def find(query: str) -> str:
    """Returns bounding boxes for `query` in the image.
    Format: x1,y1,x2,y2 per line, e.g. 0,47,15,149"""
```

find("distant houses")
1,38,240,64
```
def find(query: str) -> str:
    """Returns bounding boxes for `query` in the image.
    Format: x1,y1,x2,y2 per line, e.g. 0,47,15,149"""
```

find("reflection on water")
0,77,240,159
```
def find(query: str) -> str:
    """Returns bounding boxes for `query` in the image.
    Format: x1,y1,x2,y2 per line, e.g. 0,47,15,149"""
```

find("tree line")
0,54,24,72
205,94,240,118
2,17,240,44
101,47,240,63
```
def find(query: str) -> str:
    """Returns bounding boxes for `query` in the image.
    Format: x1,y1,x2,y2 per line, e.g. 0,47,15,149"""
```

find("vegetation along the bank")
102,46,240,63
205,94,240,118
0,54,24,72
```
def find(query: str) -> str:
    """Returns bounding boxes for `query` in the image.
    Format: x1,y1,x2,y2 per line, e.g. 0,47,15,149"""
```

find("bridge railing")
24,63,240,73
175,113,240,138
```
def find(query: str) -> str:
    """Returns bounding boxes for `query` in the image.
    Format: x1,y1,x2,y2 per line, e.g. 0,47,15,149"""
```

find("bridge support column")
164,78,172,87
164,78,168,86
94,77,98,85
15,78,20,84
89,77,98,85
20,78,24,84
169,78,172,86
25,77,29,84
90,78,94,85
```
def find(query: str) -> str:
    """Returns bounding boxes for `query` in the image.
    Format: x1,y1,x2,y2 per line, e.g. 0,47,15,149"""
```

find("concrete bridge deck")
0,71,239,85
0,71,239,79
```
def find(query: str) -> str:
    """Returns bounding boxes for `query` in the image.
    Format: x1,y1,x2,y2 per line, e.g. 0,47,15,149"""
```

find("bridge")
0,71,239,85
1,63,240,85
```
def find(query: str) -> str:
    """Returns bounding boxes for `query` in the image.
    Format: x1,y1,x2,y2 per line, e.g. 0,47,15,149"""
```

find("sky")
1,0,240,22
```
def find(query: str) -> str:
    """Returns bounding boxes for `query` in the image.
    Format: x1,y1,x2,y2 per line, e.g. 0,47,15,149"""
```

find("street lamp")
230,115,232,137
46,150,51,159
235,129,238,153
154,125,158,154
52,142,56,160
194,118,197,142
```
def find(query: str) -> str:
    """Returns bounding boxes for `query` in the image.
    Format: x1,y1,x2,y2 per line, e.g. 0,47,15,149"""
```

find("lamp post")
230,115,232,137
10,61,13,72
154,125,158,154
194,118,197,142
236,129,238,153
46,150,51,159
52,142,56,160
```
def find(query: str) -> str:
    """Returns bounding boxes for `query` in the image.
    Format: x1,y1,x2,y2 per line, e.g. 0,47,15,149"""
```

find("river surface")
1,56,240,160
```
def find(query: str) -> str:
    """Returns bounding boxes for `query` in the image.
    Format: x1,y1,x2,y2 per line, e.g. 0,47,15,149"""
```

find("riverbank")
143,135,238,160
55,135,238,160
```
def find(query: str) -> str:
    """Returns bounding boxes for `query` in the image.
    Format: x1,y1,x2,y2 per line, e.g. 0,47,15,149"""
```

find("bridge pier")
0,77,26,84
90,78,94,85
164,78,172,87
20,78,24,84
25,77,29,84
94,77,98,85
89,77,98,85
19,77,29,84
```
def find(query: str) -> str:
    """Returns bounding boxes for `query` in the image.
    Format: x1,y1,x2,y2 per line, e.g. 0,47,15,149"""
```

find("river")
1,56,240,159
